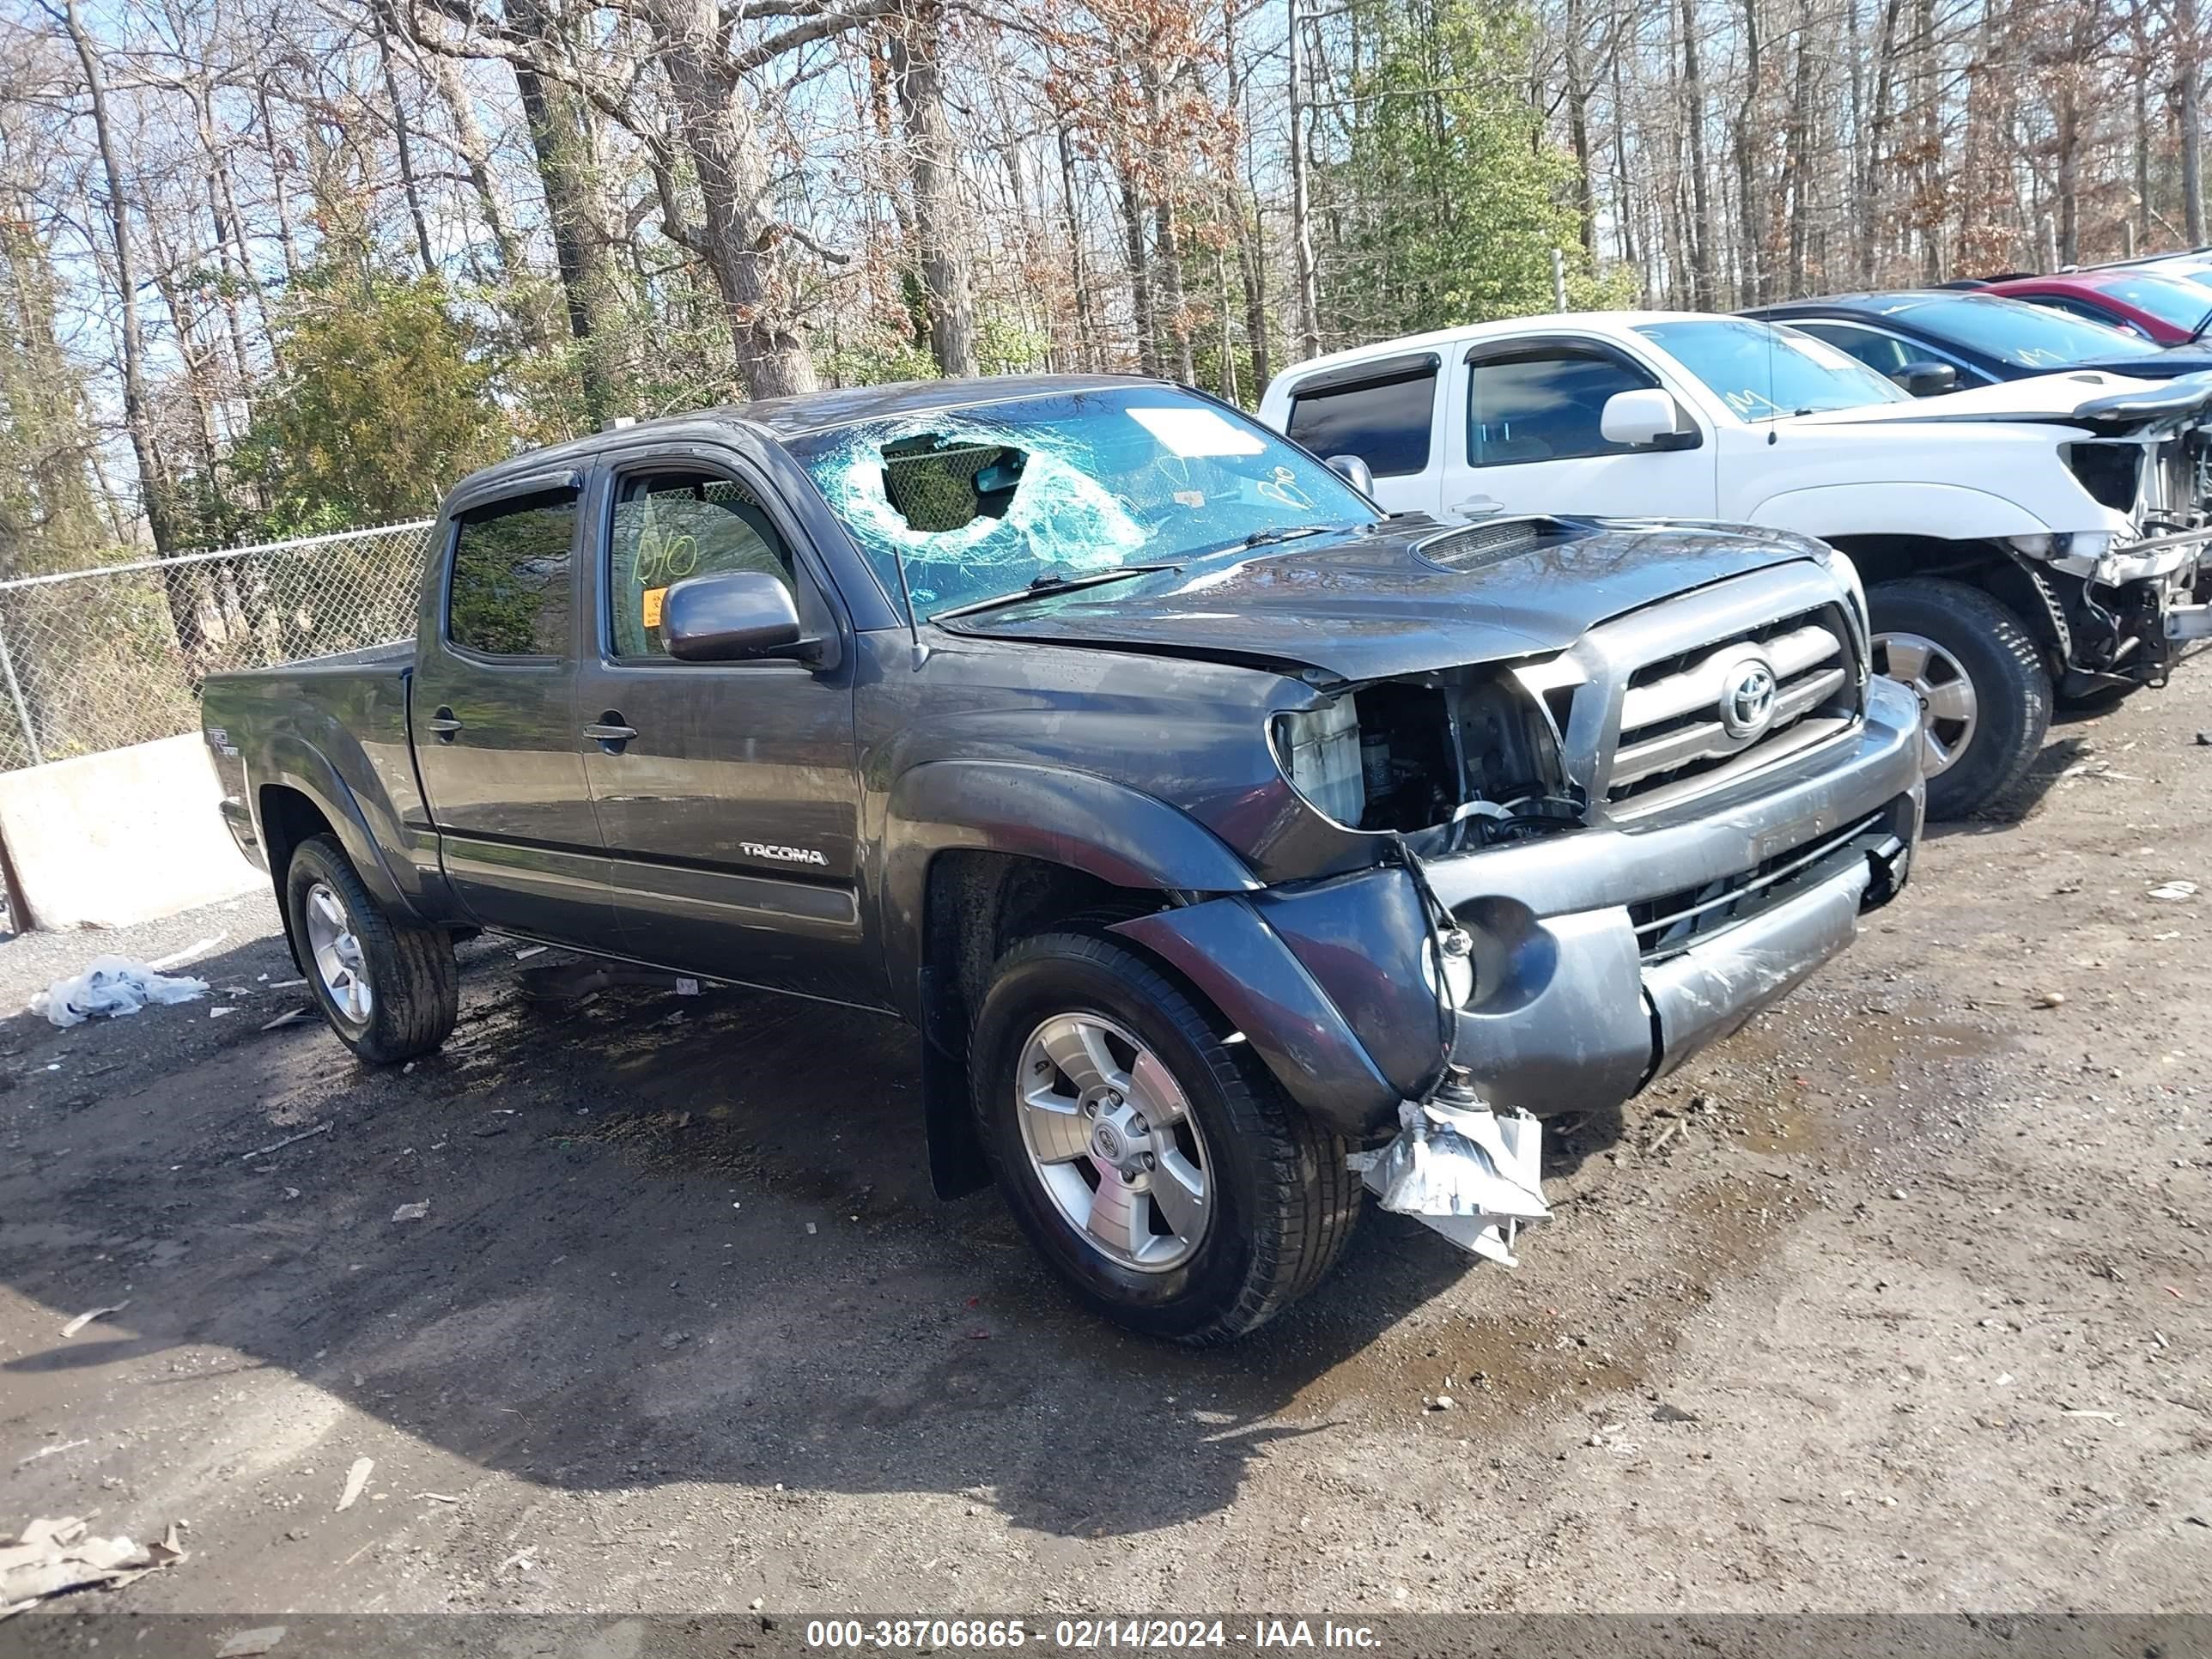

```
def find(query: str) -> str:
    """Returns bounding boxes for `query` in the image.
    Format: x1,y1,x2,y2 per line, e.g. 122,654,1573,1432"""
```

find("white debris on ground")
1349,1090,1550,1267
0,1515,185,1617
29,956,210,1028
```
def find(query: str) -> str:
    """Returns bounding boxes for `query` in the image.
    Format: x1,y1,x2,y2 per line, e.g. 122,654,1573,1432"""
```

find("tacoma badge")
741,842,828,866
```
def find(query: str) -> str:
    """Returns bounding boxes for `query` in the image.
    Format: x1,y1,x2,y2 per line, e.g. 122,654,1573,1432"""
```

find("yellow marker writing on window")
641,586,667,629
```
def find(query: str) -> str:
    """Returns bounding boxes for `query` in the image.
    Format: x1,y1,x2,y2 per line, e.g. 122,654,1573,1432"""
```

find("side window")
447,489,578,659
1466,349,1656,467
608,470,797,660
1285,368,1437,477
1793,322,1910,377
2032,295,2142,337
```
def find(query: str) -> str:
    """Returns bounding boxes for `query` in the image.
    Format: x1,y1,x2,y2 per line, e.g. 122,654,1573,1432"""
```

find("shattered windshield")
785,387,1379,620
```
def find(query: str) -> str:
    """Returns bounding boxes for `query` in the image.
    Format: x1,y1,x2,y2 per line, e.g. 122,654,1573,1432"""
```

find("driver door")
571,450,882,1010
1441,342,1719,523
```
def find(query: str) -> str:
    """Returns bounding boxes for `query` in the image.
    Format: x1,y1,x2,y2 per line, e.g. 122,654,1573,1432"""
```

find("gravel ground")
0,668,2207,1622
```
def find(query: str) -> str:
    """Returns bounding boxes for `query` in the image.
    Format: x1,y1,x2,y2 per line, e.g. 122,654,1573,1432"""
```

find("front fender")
1753,482,2057,543
881,760,1261,1018
1112,896,1405,1138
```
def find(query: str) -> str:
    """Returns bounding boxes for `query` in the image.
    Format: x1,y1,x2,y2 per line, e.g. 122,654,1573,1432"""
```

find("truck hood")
933,517,1825,683
1784,369,2212,434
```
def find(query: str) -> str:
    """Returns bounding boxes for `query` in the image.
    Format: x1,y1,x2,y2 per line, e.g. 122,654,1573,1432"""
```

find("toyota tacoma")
202,376,1923,1343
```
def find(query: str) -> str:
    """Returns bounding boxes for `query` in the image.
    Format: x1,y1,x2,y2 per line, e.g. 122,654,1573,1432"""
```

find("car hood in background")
934,518,1820,683
1785,369,2212,433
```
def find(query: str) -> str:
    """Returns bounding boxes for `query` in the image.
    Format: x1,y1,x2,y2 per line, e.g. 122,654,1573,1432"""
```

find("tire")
283,834,459,1065
970,932,1361,1346
1869,577,2051,821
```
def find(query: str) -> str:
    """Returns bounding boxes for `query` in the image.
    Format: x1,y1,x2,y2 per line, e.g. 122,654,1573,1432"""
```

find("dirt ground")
1,667,2208,1623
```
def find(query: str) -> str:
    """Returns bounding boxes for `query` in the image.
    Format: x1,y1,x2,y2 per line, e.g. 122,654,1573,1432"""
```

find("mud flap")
1346,1097,1547,1267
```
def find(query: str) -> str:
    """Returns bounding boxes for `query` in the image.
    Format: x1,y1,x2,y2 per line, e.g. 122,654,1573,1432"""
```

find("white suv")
1258,311,2212,818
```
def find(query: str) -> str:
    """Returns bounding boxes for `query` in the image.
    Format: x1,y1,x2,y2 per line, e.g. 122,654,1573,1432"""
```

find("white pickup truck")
1258,311,2212,817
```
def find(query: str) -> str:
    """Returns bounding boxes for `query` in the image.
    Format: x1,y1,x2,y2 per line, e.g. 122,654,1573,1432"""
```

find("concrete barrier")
0,733,261,930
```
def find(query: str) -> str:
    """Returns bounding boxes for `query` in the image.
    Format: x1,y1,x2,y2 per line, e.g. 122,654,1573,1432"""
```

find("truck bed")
200,641,427,879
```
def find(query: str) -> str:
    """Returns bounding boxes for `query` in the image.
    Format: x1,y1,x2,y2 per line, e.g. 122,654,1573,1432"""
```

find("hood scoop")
1415,517,1557,574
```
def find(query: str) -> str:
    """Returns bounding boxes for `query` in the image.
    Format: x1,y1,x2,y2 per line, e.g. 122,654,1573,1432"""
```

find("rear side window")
1285,368,1437,477
1466,349,1656,466
607,471,797,659
447,489,578,658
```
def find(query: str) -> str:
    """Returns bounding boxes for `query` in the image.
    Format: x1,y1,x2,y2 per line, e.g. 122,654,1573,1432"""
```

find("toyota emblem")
1719,657,1778,739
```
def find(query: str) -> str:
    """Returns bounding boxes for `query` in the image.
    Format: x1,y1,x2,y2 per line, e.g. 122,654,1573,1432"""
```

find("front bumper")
1115,677,1925,1138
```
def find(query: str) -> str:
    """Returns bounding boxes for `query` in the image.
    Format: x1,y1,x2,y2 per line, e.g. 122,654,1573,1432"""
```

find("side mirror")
1897,360,1959,398
661,570,810,663
1324,453,1376,495
1600,387,1698,450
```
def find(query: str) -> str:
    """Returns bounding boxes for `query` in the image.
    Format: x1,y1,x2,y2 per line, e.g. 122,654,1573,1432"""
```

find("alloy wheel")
1014,1012,1212,1273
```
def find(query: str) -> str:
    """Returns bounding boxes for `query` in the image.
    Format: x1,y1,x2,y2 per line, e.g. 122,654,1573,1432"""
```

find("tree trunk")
2056,79,2081,264
2185,0,2207,245
1858,0,1905,285
59,0,179,562
258,80,302,284
422,41,525,276
889,0,977,378
1564,0,1597,259
1782,0,1814,295
373,16,440,276
1115,155,1158,376
647,0,818,399
1286,0,1321,359
509,0,624,421
1056,120,1096,371
1237,187,1271,395
1732,0,1765,306
1679,0,1719,310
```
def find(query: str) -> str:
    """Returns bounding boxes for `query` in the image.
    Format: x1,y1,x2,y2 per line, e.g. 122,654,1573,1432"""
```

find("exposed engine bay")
1271,668,1580,854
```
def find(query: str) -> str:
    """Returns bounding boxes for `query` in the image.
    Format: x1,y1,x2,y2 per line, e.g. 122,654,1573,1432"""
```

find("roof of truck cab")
448,373,1171,501
1265,310,1758,392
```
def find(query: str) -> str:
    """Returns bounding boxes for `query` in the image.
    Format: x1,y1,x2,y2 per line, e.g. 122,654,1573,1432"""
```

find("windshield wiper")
1234,522,1360,551
928,562,1176,623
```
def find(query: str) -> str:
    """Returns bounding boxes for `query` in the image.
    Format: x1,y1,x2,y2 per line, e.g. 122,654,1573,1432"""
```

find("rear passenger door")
1443,340,1717,522
572,451,883,1010
1279,351,1444,515
410,475,617,944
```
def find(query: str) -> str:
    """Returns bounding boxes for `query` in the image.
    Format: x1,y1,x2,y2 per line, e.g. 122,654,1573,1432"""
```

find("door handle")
582,714,637,750
426,706,463,742
1449,495,1504,520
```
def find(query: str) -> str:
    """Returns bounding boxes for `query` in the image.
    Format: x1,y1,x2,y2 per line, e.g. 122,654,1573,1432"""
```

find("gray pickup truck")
203,375,1923,1343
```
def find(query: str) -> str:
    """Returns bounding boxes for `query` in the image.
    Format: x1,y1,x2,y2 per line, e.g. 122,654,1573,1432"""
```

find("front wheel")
283,834,459,1064
970,932,1362,1346
1869,578,2052,821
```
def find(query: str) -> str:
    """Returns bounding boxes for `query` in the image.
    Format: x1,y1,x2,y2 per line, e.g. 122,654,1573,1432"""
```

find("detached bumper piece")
1346,1079,1547,1267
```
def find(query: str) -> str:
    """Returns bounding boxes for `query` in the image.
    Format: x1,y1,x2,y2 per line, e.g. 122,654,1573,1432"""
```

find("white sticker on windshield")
1128,405,1267,458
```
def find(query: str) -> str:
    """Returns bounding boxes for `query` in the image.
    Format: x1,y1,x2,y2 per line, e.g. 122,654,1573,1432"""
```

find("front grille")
1629,811,1885,963
1606,605,1857,810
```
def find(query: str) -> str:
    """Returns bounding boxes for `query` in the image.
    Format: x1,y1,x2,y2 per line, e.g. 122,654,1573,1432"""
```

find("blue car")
1746,290,2212,393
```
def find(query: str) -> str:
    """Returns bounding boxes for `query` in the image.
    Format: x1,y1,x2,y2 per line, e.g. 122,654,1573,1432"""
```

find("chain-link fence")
0,520,436,772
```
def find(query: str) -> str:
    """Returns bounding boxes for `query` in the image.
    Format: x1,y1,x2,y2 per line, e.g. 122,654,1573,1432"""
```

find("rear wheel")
283,834,459,1064
971,932,1361,1346
1869,578,2051,820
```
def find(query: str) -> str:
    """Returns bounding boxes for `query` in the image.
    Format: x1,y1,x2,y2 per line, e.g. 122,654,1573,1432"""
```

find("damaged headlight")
1272,698,1364,826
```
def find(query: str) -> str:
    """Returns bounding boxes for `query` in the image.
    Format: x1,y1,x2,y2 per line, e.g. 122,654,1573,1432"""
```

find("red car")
1981,269,2212,345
